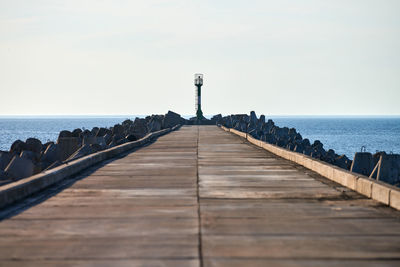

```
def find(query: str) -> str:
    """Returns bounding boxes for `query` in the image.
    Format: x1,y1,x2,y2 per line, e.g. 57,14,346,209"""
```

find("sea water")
0,116,132,151
271,116,400,158
0,116,399,159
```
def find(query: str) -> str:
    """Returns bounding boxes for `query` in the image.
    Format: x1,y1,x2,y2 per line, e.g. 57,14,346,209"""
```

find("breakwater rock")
0,111,185,185
186,114,223,125
1,110,398,188
219,111,400,187
351,152,400,185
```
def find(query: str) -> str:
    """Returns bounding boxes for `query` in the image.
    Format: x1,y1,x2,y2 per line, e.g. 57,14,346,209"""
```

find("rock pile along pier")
0,110,399,188
0,111,185,185
217,111,400,187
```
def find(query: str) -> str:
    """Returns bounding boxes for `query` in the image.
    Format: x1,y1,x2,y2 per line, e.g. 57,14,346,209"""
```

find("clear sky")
1,0,399,116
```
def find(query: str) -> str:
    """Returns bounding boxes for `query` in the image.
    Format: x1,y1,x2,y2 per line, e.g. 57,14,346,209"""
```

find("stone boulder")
334,155,352,170
147,116,163,132
126,134,137,142
249,111,258,127
72,128,82,137
10,140,28,154
57,137,82,161
108,136,127,148
374,154,400,185
311,146,326,159
324,149,336,163
287,143,295,151
0,151,13,171
303,146,313,156
0,170,14,182
262,133,276,144
258,115,265,125
312,140,323,150
58,130,73,139
277,138,288,148
66,144,97,162
302,139,311,147
83,136,107,150
104,133,113,145
96,127,109,137
112,124,125,137
132,118,149,139
25,138,42,154
79,129,93,139
5,155,39,179
41,143,59,165
20,150,40,163
294,144,305,153
42,141,54,153
90,144,103,153
350,152,374,176
210,114,222,125
271,127,289,140
163,111,182,129
263,119,275,133
122,119,134,129
221,116,233,128
91,127,99,136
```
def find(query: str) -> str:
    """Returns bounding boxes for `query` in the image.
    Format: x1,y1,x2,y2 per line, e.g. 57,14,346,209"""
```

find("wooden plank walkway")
0,125,399,266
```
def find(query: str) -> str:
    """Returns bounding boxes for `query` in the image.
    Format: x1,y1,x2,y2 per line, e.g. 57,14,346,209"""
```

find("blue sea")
0,116,134,152
271,116,400,159
0,115,399,159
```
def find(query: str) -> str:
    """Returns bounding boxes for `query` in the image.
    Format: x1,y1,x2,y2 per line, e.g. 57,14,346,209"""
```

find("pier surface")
0,126,399,266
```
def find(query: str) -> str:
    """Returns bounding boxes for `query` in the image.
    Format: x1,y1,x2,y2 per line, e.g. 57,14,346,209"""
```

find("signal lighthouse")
194,73,204,120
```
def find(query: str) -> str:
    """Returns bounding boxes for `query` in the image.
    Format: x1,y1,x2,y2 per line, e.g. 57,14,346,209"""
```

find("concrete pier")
0,126,399,266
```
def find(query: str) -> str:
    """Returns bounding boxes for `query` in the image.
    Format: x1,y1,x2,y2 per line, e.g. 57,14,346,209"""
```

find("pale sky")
0,0,399,116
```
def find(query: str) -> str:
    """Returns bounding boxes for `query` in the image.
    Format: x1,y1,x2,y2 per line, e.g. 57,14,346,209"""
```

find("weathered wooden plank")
202,234,400,258
0,125,399,267
198,126,400,266
0,126,200,266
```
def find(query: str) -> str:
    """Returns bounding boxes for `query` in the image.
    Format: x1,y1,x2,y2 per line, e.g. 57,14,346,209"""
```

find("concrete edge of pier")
220,125,400,211
0,125,181,209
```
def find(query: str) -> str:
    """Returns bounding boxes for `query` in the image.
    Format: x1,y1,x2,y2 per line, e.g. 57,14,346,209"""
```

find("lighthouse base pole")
196,107,204,120
196,85,204,120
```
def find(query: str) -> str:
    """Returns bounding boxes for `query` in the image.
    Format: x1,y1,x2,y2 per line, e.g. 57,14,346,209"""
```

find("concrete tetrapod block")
83,136,107,148
4,156,36,179
351,152,374,176
41,143,59,165
0,152,13,171
57,137,82,161
377,154,400,185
